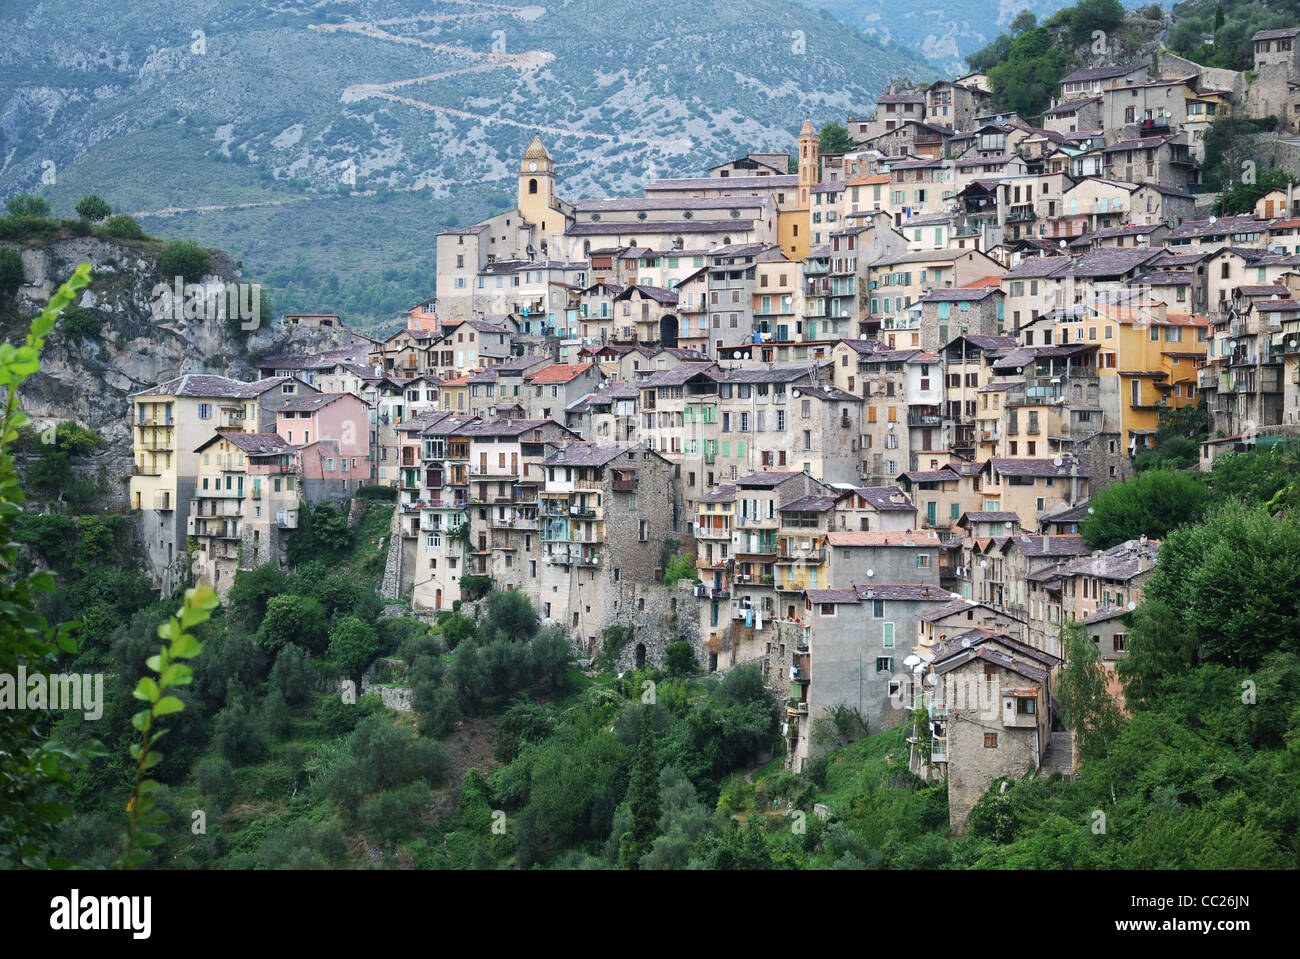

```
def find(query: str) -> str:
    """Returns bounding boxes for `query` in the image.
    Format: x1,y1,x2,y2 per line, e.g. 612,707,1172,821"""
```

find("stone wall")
606,579,707,671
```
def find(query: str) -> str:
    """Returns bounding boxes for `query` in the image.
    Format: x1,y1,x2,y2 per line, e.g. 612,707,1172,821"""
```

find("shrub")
269,643,315,705
59,306,101,339
662,553,697,586
665,641,696,675
0,247,23,297
485,588,537,640
256,594,328,654
328,615,383,682
355,485,398,501
158,240,211,283
196,755,237,807
75,194,112,222
5,193,50,217
212,701,268,766
99,214,146,240
459,574,492,600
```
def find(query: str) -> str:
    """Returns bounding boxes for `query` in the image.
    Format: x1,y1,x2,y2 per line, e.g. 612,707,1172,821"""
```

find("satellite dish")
961,637,971,648
792,388,801,397
1209,215,1217,224
1127,600,1136,610
903,654,922,667
866,569,875,577
1053,455,1063,467
912,663,926,674
919,651,935,663
950,592,963,600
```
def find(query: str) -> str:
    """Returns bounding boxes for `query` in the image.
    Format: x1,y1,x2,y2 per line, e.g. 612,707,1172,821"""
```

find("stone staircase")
1038,731,1076,779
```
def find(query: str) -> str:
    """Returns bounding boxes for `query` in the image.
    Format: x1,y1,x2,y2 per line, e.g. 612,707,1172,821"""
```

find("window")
872,600,884,618
820,603,836,616
1017,697,1036,715
875,657,893,673
984,732,999,748
915,554,930,569
1113,633,1127,652
198,403,212,420
883,623,894,647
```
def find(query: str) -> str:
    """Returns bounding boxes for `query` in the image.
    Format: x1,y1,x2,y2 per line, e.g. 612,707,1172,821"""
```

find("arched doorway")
635,643,647,668
659,313,678,348
436,589,443,610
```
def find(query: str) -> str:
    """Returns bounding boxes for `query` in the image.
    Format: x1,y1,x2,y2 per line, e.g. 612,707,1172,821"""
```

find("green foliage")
1062,0,1123,44
121,584,218,867
355,484,398,501
618,707,661,869
435,610,476,650
287,502,353,565
256,594,328,654
985,26,1071,120
157,240,211,283
227,564,289,628
661,552,697,586
212,699,268,766
269,643,316,705
1169,0,1296,71
75,194,113,222
1215,169,1295,216
328,615,382,681
5,193,50,217
818,121,852,154
0,247,22,298
664,640,696,676
195,755,237,807
59,306,102,340
459,573,492,600
0,263,106,869
99,214,146,241
1200,114,1278,189
485,588,538,640
1081,468,1210,549
1055,621,1124,758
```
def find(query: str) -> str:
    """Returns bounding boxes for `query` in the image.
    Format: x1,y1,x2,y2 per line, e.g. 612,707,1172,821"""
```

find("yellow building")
1072,297,1210,451
129,375,262,591
777,120,819,260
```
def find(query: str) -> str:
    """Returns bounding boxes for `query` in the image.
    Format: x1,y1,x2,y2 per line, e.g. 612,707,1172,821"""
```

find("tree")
485,588,537,640
619,707,661,869
986,27,1071,120
100,214,146,240
531,629,572,690
269,643,315,705
665,640,696,676
662,553,697,586
818,121,853,155
59,306,101,339
1080,469,1210,549
0,247,23,297
1066,0,1123,44
328,615,382,682
256,594,328,654
158,240,211,283
1054,621,1123,758
212,700,267,766
5,193,50,217
75,194,112,222
227,565,289,627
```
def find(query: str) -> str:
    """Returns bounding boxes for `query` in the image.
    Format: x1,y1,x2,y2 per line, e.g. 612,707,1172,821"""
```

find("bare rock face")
5,234,353,501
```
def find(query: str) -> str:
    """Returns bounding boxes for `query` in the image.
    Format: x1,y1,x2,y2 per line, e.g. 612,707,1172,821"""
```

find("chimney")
1042,534,1050,552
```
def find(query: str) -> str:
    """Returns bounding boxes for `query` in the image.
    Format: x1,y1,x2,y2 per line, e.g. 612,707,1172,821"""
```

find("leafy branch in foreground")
0,262,101,869
121,585,218,868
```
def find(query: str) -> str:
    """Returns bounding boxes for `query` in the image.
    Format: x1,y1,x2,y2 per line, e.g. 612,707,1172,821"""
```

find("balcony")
907,412,942,427
276,510,298,529
695,523,731,539
736,541,778,556
132,464,163,476
611,477,636,493
930,738,948,762
776,546,826,564
153,492,173,511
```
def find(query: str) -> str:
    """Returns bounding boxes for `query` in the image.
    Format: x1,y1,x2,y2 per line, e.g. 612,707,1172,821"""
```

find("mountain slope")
794,0,1164,72
0,0,935,331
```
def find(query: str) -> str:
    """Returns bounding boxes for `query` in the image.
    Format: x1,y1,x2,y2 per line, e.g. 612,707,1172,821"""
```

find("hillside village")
115,26,1300,833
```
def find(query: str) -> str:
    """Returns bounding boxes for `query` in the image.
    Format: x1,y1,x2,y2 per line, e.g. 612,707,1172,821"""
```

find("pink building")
275,392,371,500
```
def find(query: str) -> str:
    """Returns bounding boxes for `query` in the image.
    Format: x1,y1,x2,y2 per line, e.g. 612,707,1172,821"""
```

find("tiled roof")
277,392,356,412
825,530,942,547
1062,63,1146,83
698,484,737,503
543,442,638,468
199,432,290,455
1000,533,1092,557
780,495,840,513
855,485,915,511
133,374,264,399
990,457,1092,478
527,362,594,384
735,470,806,488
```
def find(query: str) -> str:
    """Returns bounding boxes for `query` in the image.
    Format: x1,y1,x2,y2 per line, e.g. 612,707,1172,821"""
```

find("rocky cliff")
3,233,355,504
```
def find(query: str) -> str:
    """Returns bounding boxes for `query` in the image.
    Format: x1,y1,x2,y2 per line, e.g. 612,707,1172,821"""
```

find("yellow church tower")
779,120,819,259
518,136,557,231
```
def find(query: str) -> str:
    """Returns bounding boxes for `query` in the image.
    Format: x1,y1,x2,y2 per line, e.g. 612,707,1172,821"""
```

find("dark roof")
1062,63,1146,83
197,432,290,455
566,220,754,236
855,485,915,511
779,495,840,513
133,374,264,399
735,470,805,488
543,442,638,468
277,392,357,413
990,457,1092,478
1001,534,1092,558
